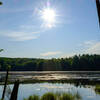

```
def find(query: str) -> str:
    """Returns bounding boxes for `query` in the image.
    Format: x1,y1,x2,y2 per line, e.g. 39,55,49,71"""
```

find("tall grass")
24,95,39,100
95,85,100,95
24,92,81,100
60,93,74,100
41,92,56,100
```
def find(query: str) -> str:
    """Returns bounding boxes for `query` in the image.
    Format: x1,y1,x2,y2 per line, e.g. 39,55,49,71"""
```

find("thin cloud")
40,51,62,56
79,40,96,48
80,40,100,54
0,7,33,13
61,40,100,58
0,23,49,41
85,42,100,54
0,31,39,41
60,53,76,58
20,25,36,30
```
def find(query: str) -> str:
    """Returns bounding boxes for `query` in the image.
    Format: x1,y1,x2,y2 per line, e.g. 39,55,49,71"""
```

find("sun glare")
41,8,56,28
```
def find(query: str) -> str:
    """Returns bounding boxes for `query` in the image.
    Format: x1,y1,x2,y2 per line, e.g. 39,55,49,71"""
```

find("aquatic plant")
24,95,39,100
95,85,100,95
74,92,81,100
41,92,56,100
24,92,81,100
60,93,74,100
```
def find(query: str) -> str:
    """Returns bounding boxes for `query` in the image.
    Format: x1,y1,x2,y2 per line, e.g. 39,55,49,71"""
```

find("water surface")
0,83,100,100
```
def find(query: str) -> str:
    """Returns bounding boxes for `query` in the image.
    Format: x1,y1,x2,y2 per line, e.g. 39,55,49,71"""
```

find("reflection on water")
1,71,100,82
0,71,100,100
0,83,100,100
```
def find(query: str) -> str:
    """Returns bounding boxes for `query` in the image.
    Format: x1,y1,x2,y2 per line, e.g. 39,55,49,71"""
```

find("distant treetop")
0,49,4,52
0,1,3,5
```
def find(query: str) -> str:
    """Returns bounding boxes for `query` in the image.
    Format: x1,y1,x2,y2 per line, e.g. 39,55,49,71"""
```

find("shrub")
41,92,56,100
60,93,74,100
24,92,81,100
24,95,39,100
95,85,100,95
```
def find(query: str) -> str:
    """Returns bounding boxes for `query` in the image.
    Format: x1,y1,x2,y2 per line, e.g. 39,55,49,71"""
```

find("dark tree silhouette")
0,54,100,71
1,65,11,100
10,80,19,100
0,1,2,5
0,49,4,52
96,0,100,25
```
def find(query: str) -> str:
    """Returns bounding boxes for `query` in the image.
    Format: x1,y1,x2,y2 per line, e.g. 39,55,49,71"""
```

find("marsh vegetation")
95,85,100,95
24,92,81,100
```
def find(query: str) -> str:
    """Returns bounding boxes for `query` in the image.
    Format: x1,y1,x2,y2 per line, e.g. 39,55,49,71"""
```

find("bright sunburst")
41,7,56,28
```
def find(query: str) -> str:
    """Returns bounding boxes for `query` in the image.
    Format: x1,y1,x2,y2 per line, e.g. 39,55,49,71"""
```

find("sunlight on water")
0,83,100,100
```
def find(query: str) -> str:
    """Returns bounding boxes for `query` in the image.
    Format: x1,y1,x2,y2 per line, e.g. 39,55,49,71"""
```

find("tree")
0,49,4,52
0,1,3,5
2,64,11,100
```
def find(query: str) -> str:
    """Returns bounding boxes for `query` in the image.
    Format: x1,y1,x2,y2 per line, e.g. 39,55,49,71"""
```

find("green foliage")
0,2,3,5
41,92,56,100
0,54,100,71
95,85,100,95
60,93,74,100
0,49,4,52
24,92,81,100
24,95,39,100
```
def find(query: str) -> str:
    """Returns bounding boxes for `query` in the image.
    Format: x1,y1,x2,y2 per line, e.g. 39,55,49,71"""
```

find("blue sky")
0,0,100,58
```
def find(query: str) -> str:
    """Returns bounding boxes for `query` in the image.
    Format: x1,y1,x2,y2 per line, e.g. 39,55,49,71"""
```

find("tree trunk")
10,80,19,100
1,69,9,100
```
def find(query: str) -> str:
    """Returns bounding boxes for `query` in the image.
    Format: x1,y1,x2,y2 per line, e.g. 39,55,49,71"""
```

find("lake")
0,71,100,100
0,83,100,100
1,71,100,82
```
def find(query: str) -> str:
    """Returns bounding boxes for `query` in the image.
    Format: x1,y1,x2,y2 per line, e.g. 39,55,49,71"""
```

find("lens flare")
41,7,56,28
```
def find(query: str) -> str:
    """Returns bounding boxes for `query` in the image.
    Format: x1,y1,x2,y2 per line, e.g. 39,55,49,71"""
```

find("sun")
41,8,56,28
42,8,55,23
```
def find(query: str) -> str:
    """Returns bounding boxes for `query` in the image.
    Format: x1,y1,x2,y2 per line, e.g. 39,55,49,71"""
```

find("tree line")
0,54,100,71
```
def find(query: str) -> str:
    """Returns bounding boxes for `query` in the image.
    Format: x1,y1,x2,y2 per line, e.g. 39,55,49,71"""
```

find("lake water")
0,83,100,100
1,71,100,81
0,71,100,100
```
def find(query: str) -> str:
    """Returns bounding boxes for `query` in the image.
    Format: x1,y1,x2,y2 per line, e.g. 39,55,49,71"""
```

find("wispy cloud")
60,53,76,58
40,51,62,56
80,40,100,54
79,40,96,48
20,25,36,30
0,31,39,41
85,41,100,54
61,40,100,58
0,22,47,41
0,7,33,13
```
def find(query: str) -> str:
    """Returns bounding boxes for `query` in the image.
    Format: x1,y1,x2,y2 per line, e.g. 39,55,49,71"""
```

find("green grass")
41,92,56,100
60,93,74,100
24,92,81,100
24,95,39,100
95,85,100,95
